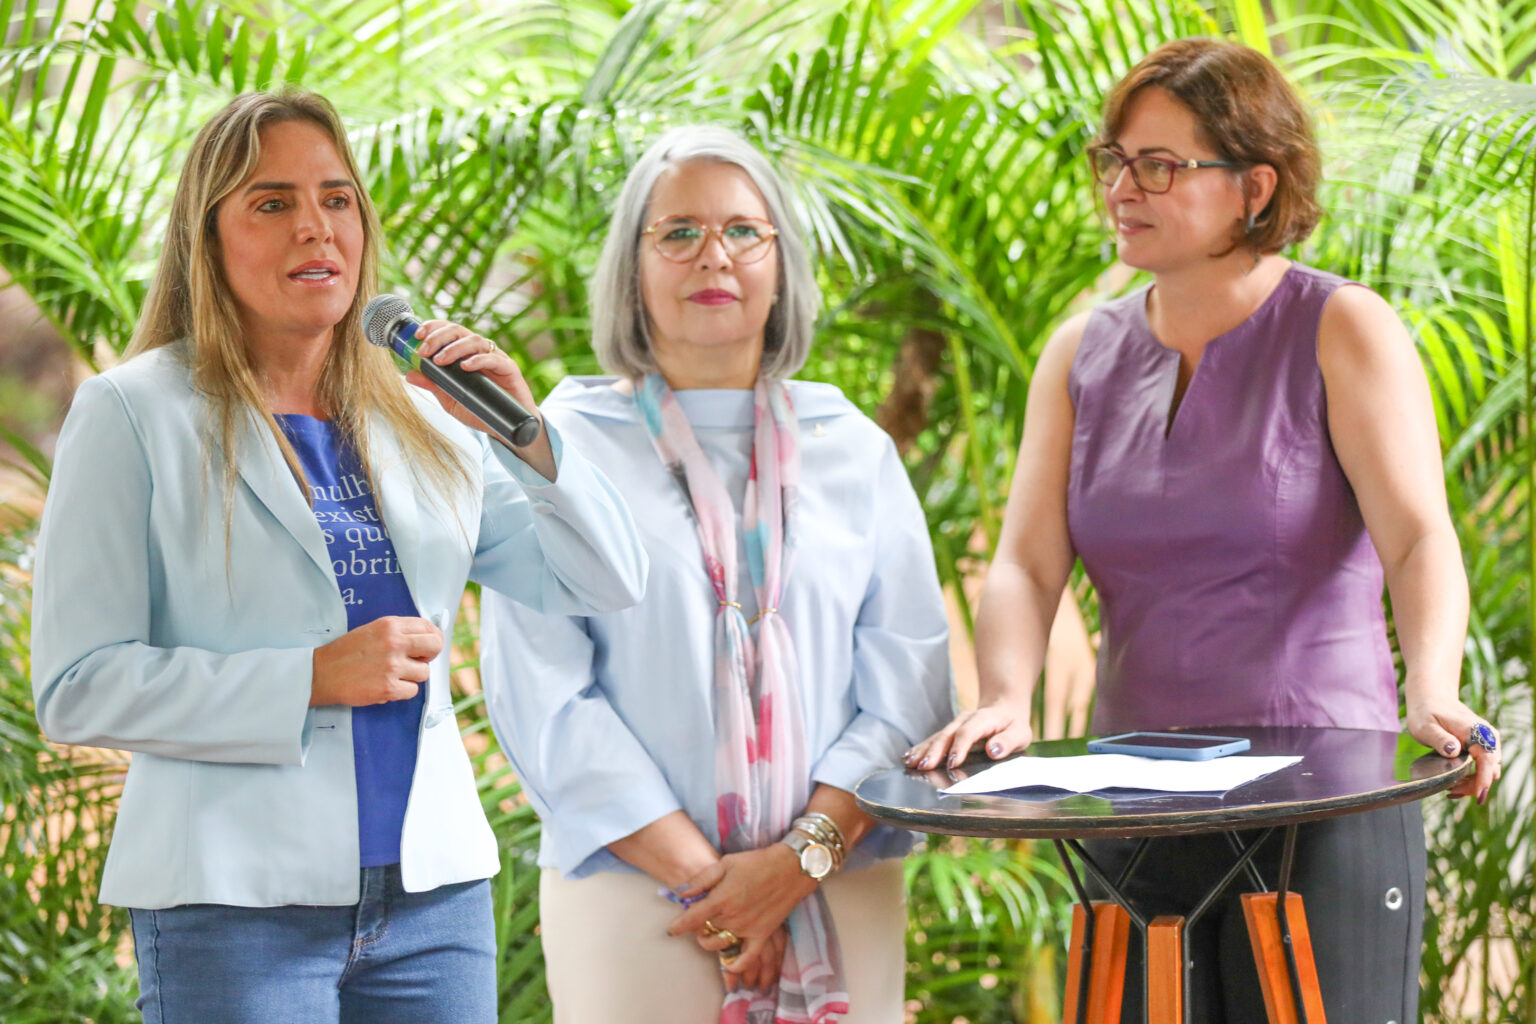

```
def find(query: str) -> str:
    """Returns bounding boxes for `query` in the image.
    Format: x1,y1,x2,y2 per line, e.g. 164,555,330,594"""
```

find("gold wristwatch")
780,829,835,880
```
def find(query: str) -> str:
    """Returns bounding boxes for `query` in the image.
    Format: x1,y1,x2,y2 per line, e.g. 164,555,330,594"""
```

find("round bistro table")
855,726,1471,1024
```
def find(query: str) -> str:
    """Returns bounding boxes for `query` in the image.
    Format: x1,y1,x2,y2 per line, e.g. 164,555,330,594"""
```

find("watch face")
803,844,834,879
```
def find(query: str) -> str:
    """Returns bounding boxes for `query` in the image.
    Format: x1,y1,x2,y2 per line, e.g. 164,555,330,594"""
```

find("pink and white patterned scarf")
633,373,849,1024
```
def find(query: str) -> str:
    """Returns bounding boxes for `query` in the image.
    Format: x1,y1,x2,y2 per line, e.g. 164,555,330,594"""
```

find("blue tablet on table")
1085,731,1251,760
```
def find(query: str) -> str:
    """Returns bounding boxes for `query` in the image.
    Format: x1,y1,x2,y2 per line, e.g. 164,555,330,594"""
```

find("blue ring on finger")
1469,722,1498,754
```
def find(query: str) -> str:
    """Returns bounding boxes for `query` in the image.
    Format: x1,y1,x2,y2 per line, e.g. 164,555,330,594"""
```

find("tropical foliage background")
0,0,1531,1020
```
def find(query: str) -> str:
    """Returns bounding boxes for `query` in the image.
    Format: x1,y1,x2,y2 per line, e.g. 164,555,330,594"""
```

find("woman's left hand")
1406,696,1502,803
406,319,557,480
667,845,816,946
694,925,789,993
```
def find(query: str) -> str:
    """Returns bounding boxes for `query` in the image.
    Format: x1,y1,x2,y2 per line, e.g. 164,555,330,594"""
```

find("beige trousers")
539,858,907,1023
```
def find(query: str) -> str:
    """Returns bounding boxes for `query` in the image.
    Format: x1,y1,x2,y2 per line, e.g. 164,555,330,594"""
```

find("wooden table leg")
1062,901,1130,1024
1242,892,1327,1024
1147,915,1184,1023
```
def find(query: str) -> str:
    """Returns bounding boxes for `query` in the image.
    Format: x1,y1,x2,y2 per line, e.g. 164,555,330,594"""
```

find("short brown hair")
1096,38,1322,253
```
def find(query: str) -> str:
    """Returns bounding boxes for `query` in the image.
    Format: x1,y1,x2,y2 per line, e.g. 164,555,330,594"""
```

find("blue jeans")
129,866,495,1024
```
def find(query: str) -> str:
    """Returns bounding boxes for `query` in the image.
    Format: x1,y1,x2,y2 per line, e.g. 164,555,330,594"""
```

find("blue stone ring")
1469,722,1499,755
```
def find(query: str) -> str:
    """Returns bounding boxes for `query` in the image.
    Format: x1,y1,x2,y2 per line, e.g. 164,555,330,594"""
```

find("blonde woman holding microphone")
30,89,646,1023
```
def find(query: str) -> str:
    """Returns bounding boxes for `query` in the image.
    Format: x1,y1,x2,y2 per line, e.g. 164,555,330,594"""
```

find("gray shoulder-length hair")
590,125,820,380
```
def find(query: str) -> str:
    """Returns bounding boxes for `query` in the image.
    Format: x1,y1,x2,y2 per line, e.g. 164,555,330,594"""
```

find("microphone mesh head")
362,294,413,348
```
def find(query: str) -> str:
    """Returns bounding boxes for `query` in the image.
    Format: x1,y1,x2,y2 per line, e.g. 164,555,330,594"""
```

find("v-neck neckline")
1138,264,1296,438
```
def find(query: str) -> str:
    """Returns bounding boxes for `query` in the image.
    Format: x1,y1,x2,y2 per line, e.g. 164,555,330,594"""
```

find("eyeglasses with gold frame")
643,215,778,263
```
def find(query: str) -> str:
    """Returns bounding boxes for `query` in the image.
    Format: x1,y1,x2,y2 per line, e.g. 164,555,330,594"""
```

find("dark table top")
856,726,1472,839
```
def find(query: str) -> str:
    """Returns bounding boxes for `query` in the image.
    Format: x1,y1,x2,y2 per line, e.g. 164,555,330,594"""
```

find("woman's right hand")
310,616,443,706
904,702,1034,771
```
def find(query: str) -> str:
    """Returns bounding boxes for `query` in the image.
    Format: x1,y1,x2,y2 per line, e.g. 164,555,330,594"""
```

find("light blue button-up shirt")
481,377,955,878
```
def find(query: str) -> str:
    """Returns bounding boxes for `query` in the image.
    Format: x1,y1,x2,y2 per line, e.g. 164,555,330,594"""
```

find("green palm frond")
904,835,1072,1023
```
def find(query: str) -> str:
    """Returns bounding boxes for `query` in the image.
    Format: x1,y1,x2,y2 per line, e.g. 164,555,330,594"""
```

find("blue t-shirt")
278,414,424,868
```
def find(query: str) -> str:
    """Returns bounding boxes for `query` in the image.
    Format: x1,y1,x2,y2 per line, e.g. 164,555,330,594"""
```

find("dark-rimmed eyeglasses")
643,215,778,264
1087,146,1243,194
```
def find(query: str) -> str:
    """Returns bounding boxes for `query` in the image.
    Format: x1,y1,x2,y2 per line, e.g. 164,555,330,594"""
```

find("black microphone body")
362,296,542,448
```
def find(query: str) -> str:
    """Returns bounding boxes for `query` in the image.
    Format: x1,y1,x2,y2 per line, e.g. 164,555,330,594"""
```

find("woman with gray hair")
480,125,953,1022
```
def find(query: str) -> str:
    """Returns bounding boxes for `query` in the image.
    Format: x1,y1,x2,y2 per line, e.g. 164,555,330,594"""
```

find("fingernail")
1478,788,1488,805
947,753,960,768
1444,741,1459,756
988,742,1004,757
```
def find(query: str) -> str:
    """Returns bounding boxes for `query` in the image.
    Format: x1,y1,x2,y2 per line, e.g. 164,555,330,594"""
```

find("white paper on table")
941,753,1303,796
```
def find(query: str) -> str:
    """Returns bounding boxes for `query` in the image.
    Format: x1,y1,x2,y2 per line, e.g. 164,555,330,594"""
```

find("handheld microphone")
362,295,542,448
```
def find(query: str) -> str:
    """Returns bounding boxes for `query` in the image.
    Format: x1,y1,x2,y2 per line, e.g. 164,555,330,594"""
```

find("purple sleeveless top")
1067,263,1399,734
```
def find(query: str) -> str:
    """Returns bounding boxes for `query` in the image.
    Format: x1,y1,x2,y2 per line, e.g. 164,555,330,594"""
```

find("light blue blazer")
30,344,648,909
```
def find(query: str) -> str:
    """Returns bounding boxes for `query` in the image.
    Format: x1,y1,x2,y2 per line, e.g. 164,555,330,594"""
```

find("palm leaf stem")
1526,148,1536,1024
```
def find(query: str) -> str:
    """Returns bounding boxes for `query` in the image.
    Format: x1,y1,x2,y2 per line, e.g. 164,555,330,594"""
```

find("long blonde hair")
128,89,470,530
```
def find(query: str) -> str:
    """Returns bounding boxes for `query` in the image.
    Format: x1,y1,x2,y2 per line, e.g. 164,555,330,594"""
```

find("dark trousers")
1083,801,1425,1024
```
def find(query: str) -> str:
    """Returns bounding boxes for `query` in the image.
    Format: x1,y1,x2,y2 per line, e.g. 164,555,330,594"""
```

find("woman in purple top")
907,39,1503,1020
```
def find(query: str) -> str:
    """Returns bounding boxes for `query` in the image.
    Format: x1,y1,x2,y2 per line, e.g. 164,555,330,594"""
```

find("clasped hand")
310,615,442,707
667,845,817,992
